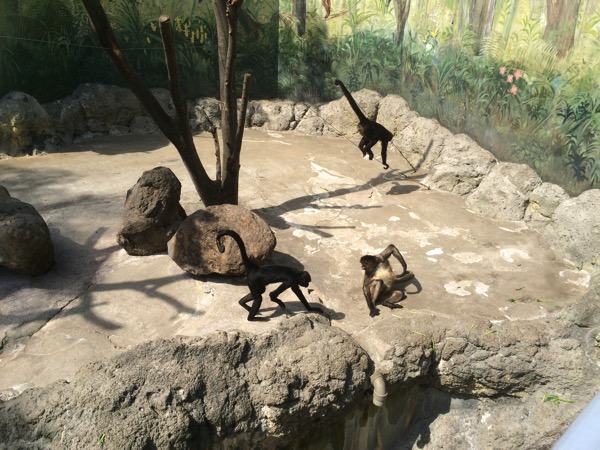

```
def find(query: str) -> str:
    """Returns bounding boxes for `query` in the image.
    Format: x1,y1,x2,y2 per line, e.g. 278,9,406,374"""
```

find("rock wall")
1,84,600,449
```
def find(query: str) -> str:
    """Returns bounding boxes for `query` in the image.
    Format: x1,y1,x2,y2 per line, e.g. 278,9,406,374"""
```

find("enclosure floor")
0,129,590,395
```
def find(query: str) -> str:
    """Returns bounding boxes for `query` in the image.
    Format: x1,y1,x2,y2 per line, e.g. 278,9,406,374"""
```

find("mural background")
0,0,599,194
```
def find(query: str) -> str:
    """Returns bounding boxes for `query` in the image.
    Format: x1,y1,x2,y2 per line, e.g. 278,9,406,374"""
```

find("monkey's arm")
363,280,381,317
379,244,408,274
292,285,323,313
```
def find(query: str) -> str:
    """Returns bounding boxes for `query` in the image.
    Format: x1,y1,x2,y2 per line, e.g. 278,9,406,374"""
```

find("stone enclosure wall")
1,83,599,268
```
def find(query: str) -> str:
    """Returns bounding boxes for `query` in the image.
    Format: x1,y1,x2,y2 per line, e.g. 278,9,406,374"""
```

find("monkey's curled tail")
334,79,367,123
396,271,415,283
216,229,258,271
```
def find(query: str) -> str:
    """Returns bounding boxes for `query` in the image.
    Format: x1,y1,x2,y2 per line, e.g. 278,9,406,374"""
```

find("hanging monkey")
334,79,394,169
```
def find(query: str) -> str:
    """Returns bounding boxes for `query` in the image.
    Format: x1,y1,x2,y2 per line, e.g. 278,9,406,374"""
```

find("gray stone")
524,182,570,231
377,94,419,136
0,91,56,156
0,186,54,275
294,105,325,135
250,99,296,130
422,134,497,195
466,162,543,221
168,204,276,276
0,315,369,449
117,167,187,256
190,97,221,133
393,116,455,170
562,273,600,328
73,83,143,127
130,115,159,134
542,188,600,266
43,94,86,144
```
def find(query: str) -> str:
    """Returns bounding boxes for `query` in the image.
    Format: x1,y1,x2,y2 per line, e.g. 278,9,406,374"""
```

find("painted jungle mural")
0,0,599,194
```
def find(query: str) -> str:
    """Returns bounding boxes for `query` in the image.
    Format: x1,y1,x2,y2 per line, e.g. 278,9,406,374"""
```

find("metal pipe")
370,371,387,407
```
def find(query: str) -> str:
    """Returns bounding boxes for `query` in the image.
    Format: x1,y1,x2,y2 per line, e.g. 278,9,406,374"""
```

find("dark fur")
216,230,323,321
335,79,394,169
360,244,414,317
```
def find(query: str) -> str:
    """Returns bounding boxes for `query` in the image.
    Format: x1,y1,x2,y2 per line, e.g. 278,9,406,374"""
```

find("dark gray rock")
466,162,543,221
250,99,296,130
394,116,455,170
422,134,497,195
0,315,369,449
0,186,54,275
542,188,600,266
43,94,87,144
524,182,570,231
168,204,276,276
73,83,143,128
190,97,221,133
117,167,187,256
0,91,56,156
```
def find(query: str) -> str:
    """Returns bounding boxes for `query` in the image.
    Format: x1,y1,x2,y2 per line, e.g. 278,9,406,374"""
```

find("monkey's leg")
358,136,370,157
365,280,384,317
269,282,289,310
380,140,390,169
362,139,377,160
245,286,265,321
238,292,254,313
381,290,405,309
292,285,323,313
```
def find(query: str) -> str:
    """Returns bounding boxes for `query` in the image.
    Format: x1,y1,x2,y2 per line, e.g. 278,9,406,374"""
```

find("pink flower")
499,66,507,75
514,69,523,80
509,85,518,95
507,74,514,83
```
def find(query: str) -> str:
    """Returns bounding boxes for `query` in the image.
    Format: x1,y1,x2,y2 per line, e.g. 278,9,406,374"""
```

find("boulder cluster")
2,83,598,275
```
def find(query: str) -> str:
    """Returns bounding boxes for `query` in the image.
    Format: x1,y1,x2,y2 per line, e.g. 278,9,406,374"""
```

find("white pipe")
370,371,388,407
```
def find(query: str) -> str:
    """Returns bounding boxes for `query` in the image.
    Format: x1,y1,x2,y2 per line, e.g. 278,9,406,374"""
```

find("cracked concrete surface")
0,128,591,399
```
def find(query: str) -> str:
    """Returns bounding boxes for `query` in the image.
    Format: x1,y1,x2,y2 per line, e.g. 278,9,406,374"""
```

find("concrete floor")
0,129,591,399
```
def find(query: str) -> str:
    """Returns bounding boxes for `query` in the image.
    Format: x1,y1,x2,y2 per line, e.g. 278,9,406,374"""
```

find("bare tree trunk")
82,0,250,206
392,0,411,46
470,0,497,55
212,0,246,205
543,0,581,58
292,0,307,36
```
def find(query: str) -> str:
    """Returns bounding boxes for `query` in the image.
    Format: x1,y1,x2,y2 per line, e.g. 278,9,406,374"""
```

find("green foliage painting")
278,0,600,195
1,0,599,194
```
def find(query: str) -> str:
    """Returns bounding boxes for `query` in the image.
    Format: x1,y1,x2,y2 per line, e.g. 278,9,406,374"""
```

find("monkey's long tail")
395,271,414,283
216,229,258,271
334,79,368,123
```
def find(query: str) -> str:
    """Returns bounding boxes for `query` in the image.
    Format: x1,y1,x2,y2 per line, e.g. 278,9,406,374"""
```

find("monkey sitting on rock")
360,244,414,317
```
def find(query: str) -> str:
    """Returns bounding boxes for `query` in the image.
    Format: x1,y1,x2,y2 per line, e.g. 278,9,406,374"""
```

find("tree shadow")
253,168,422,237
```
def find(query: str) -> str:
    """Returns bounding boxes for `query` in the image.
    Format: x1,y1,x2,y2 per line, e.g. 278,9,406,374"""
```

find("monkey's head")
334,79,342,86
299,271,311,287
360,255,378,272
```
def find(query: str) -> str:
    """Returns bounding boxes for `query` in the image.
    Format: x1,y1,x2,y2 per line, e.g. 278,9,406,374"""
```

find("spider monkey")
334,79,394,169
360,244,414,317
216,230,323,321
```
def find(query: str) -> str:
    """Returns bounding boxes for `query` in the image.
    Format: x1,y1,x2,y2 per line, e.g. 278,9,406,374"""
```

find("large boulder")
377,94,419,136
250,99,296,130
465,162,542,221
190,97,221,133
0,315,369,449
168,204,276,276
524,182,570,231
43,94,86,144
422,134,497,195
0,91,56,156
393,116,455,170
0,186,54,275
117,167,187,256
542,189,600,266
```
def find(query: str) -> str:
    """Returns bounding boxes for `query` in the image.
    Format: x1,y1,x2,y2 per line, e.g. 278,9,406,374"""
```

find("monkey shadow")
385,181,420,196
